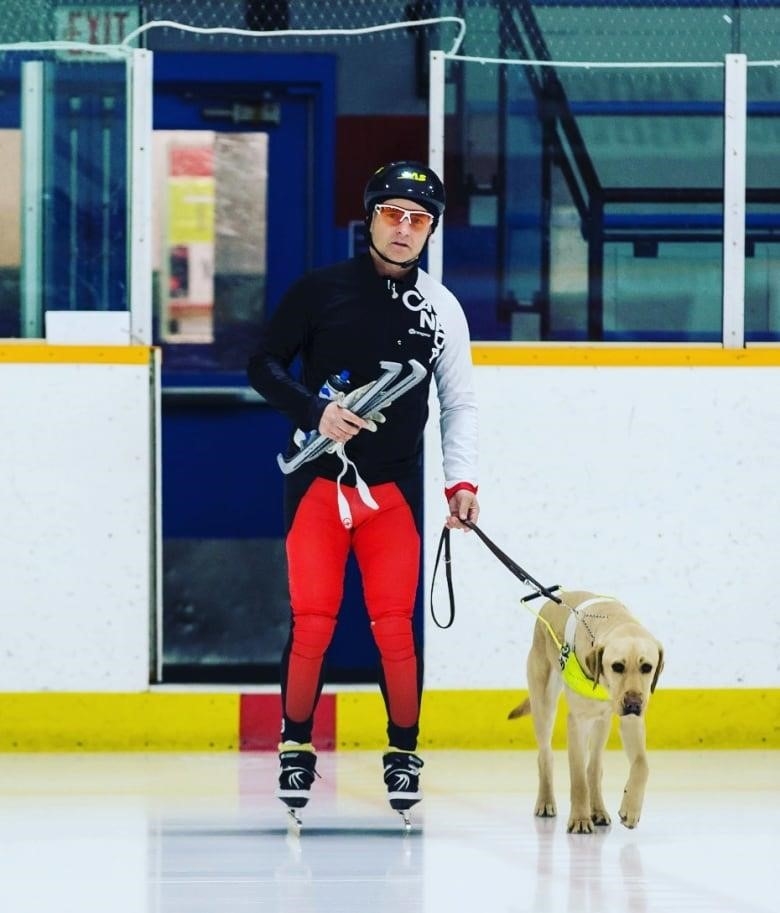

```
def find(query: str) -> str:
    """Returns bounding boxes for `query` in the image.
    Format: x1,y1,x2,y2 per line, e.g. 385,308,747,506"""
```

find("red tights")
281,478,421,748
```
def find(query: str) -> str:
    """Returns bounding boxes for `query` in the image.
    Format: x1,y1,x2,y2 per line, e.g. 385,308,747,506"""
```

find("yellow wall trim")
338,688,780,751
0,689,776,751
471,343,780,368
0,693,239,751
0,343,154,365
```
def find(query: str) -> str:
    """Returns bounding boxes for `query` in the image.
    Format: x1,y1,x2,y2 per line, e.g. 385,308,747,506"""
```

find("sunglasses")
374,203,434,231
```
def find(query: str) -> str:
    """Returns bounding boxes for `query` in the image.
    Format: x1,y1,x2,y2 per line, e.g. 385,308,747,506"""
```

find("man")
247,161,479,822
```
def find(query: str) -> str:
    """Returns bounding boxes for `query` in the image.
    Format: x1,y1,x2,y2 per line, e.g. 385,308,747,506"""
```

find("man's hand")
319,401,370,443
446,489,480,530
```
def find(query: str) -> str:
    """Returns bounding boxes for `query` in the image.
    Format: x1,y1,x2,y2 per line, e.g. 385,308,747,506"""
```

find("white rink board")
0,359,155,690
424,363,780,689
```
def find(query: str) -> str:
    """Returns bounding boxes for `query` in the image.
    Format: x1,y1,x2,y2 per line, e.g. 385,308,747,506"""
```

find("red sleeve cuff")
444,481,479,500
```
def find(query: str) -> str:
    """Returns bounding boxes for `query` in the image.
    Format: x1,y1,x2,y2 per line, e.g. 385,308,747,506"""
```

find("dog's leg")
566,708,595,833
617,714,649,828
527,641,560,818
587,711,612,827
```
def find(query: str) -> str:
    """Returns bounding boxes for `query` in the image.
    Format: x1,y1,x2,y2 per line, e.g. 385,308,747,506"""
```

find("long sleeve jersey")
247,253,478,490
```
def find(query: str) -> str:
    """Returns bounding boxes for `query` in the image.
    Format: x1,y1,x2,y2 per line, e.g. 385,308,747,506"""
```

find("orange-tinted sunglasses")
374,203,434,231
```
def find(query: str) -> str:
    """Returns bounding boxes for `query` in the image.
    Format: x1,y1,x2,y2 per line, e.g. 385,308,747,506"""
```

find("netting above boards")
2,2,778,61
0,1,463,50
493,1,780,64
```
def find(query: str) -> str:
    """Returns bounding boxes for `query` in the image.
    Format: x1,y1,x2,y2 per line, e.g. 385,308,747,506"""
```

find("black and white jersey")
247,253,478,489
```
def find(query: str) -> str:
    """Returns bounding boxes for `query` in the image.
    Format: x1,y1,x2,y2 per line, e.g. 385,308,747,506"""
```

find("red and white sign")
54,5,140,48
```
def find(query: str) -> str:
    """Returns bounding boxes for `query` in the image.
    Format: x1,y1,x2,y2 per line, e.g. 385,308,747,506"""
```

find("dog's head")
584,634,664,717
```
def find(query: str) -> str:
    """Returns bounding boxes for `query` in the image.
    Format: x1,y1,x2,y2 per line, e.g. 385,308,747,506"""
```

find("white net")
1,2,778,60
493,1,780,64
0,1,464,53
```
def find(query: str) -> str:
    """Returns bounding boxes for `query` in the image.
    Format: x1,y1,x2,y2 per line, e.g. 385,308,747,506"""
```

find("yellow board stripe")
0,693,240,751
337,688,780,750
4,343,779,367
0,689,776,751
471,343,780,367
0,344,155,365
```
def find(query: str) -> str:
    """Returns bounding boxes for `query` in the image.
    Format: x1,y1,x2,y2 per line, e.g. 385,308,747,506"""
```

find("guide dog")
508,590,664,833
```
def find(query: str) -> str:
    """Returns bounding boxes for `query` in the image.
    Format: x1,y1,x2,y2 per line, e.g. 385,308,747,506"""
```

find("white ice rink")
0,749,775,913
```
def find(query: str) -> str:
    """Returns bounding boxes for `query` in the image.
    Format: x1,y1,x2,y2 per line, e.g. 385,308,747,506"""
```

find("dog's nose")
622,693,643,716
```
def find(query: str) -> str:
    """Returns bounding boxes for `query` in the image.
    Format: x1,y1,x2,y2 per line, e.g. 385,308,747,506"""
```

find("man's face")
369,197,434,267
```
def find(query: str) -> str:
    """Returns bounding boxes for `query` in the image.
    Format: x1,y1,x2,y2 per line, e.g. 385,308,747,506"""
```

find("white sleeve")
418,272,479,490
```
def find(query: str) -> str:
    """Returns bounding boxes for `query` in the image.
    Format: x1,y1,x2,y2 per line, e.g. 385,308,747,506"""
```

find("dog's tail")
507,697,531,720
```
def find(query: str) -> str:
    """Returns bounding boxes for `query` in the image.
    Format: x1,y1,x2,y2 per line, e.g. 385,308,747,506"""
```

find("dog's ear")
584,645,604,688
650,644,664,693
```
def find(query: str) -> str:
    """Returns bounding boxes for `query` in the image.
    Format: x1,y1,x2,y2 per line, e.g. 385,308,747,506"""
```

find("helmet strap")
367,233,421,269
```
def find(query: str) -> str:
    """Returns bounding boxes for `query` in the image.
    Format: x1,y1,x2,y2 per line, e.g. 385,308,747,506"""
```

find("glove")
339,381,388,432
362,410,386,432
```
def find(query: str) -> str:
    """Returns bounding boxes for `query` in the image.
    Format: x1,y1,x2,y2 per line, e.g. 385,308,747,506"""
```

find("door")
152,53,338,684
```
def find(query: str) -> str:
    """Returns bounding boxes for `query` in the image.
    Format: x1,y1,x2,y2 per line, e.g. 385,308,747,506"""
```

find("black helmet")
363,161,446,223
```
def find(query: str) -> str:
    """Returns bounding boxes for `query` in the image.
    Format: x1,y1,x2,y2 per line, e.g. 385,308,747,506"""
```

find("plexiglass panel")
0,50,133,338
745,63,780,342
441,50,780,343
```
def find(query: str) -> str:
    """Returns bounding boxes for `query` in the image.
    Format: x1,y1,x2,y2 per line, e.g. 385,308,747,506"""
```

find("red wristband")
444,481,478,501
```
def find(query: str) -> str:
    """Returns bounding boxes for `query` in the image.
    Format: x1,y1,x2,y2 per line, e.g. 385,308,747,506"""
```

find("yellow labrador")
508,590,664,833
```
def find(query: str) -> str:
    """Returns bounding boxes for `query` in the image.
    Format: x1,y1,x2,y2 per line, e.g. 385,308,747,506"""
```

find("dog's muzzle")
621,693,643,716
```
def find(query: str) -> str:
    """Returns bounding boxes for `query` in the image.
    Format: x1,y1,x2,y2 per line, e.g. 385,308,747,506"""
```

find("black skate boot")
277,742,318,828
382,749,423,829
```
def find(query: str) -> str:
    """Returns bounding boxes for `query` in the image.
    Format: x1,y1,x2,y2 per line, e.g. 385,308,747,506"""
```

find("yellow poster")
167,177,215,244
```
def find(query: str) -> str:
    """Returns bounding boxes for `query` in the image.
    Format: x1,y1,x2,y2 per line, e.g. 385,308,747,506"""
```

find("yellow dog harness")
428,523,613,703
530,595,612,701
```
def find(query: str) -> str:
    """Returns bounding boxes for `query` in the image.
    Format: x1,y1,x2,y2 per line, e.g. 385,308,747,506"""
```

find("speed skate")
276,359,426,474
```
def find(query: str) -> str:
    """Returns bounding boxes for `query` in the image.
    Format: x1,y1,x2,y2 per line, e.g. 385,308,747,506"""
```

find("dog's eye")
640,662,653,674
610,662,625,673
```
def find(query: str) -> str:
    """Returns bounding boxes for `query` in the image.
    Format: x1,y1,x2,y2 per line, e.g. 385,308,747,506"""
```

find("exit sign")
54,5,140,48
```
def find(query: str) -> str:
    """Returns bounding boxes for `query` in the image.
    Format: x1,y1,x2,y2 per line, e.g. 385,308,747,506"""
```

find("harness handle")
429,520,562,630
462,520,562,604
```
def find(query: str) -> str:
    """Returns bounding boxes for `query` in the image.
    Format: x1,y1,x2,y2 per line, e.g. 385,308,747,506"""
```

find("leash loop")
429,519,562,629
429,527,455,629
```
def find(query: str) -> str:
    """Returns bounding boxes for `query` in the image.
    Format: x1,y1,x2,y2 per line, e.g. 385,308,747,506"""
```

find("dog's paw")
618,801,641,829
591,808,611,827
534,798,557,818
567,814,595,834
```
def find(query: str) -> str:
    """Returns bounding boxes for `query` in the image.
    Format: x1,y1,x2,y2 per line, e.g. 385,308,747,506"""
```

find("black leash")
429,523,455,628
430,519,561,629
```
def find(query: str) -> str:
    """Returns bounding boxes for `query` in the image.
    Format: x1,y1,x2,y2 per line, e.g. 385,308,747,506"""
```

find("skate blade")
286,806,302,835
398,809,413,833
